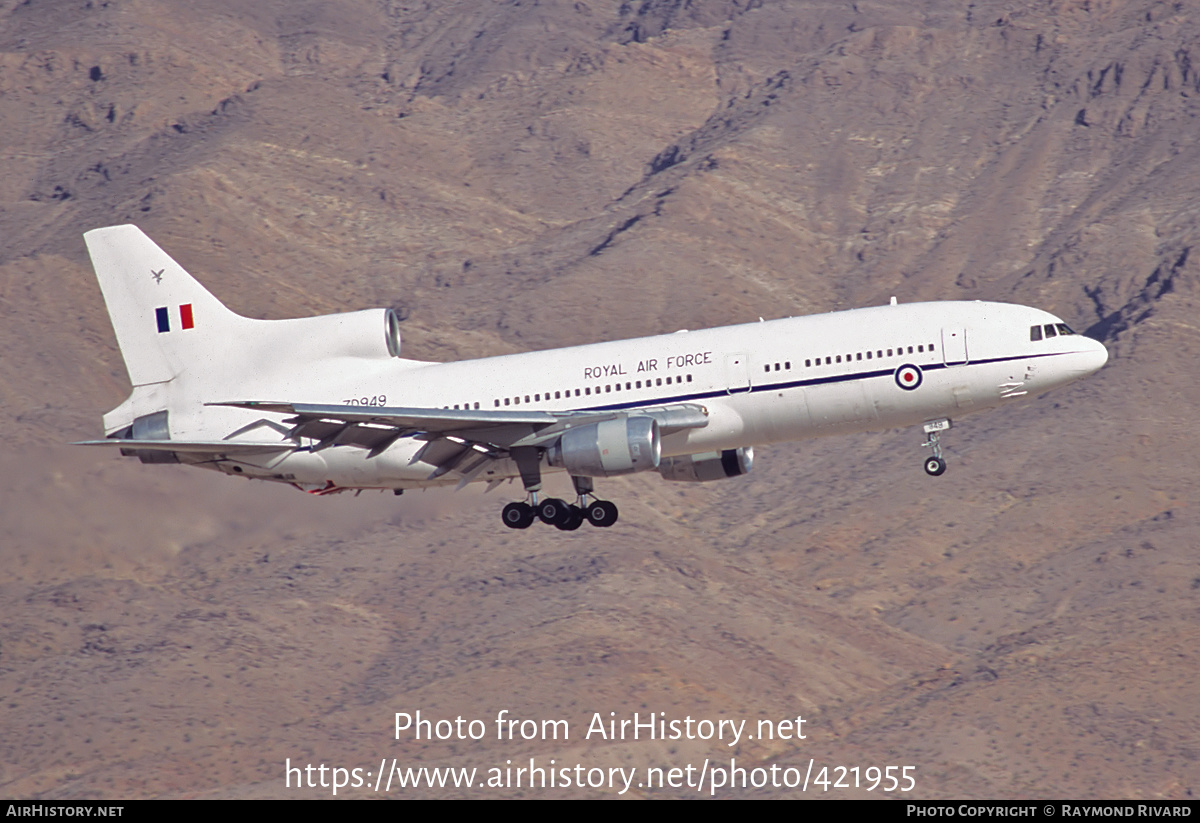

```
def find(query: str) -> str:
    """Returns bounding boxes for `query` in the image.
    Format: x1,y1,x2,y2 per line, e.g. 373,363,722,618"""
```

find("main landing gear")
500,448,618,530
501,493,619,531
922,418,951,476
500,495,592,531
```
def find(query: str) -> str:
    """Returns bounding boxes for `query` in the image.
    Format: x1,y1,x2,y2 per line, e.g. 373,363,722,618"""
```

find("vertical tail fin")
85,225,244,386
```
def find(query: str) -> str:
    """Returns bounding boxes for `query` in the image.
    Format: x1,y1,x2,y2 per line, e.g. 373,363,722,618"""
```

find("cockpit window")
1032,322,1078,341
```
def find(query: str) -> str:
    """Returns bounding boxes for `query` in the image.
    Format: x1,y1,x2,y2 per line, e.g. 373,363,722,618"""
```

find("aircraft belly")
661,399,748,456
871,362,1009,428
805,380,880,433
726,386,814,444
268,441,440,486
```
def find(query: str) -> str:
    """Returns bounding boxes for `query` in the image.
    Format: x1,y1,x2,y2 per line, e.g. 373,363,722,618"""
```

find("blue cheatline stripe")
571,351,1069,413
155,306,170,333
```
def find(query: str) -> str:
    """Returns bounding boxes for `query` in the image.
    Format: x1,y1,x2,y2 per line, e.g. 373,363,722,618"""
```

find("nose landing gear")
922,418,951,476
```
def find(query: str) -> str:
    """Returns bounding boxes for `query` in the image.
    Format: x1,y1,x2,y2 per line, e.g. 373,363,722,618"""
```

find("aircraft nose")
1071,336,1108,376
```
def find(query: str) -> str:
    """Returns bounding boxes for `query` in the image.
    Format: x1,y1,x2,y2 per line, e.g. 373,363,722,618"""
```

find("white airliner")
77,225,1107,530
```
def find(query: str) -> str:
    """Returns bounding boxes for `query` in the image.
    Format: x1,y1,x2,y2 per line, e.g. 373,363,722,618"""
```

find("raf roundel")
894,363,923,391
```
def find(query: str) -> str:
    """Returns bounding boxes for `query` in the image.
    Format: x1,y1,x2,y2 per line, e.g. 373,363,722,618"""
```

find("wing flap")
215,401,558,433
210,400,711,456
215,401,708,437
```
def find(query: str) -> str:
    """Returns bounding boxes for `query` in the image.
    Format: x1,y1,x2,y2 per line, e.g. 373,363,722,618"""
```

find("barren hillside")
0,0,1197,798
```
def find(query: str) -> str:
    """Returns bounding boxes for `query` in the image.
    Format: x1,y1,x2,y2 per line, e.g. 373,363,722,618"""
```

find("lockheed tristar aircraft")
78,225,1108,531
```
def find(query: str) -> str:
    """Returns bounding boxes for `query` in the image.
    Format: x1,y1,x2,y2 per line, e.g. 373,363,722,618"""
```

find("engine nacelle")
547,417,660,477
657,447,754,482
254,307,404,362
115,410,180,464
384,308,403,357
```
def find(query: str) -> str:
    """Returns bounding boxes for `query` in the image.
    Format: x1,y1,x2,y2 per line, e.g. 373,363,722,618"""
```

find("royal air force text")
582,352,713,380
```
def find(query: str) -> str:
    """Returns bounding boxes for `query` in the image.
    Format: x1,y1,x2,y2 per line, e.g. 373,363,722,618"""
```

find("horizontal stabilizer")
74,439,295,455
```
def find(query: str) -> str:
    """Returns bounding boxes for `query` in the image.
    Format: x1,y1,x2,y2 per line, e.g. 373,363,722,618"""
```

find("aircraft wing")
212,400,710,461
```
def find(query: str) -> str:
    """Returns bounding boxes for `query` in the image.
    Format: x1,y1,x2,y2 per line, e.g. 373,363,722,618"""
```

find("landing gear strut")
500,447,543,529
922,418,950,476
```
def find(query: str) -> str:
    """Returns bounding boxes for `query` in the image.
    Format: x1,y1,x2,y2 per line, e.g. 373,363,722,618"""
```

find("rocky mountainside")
1,0,1197,798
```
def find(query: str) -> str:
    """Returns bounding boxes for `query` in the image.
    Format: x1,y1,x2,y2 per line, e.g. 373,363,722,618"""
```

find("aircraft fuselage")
168,300,1104,490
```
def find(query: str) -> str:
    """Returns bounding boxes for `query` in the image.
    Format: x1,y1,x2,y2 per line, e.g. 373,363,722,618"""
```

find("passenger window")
856,353,862,360
785,361,790,369
866,351,872,359
656,378,662,386
918,345,923,353
764,364,770,373
805,359,811,367
836,355,842,363
686,374,692,382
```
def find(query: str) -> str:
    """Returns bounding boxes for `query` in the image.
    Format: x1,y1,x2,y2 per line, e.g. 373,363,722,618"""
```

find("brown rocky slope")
0,0,1197,798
